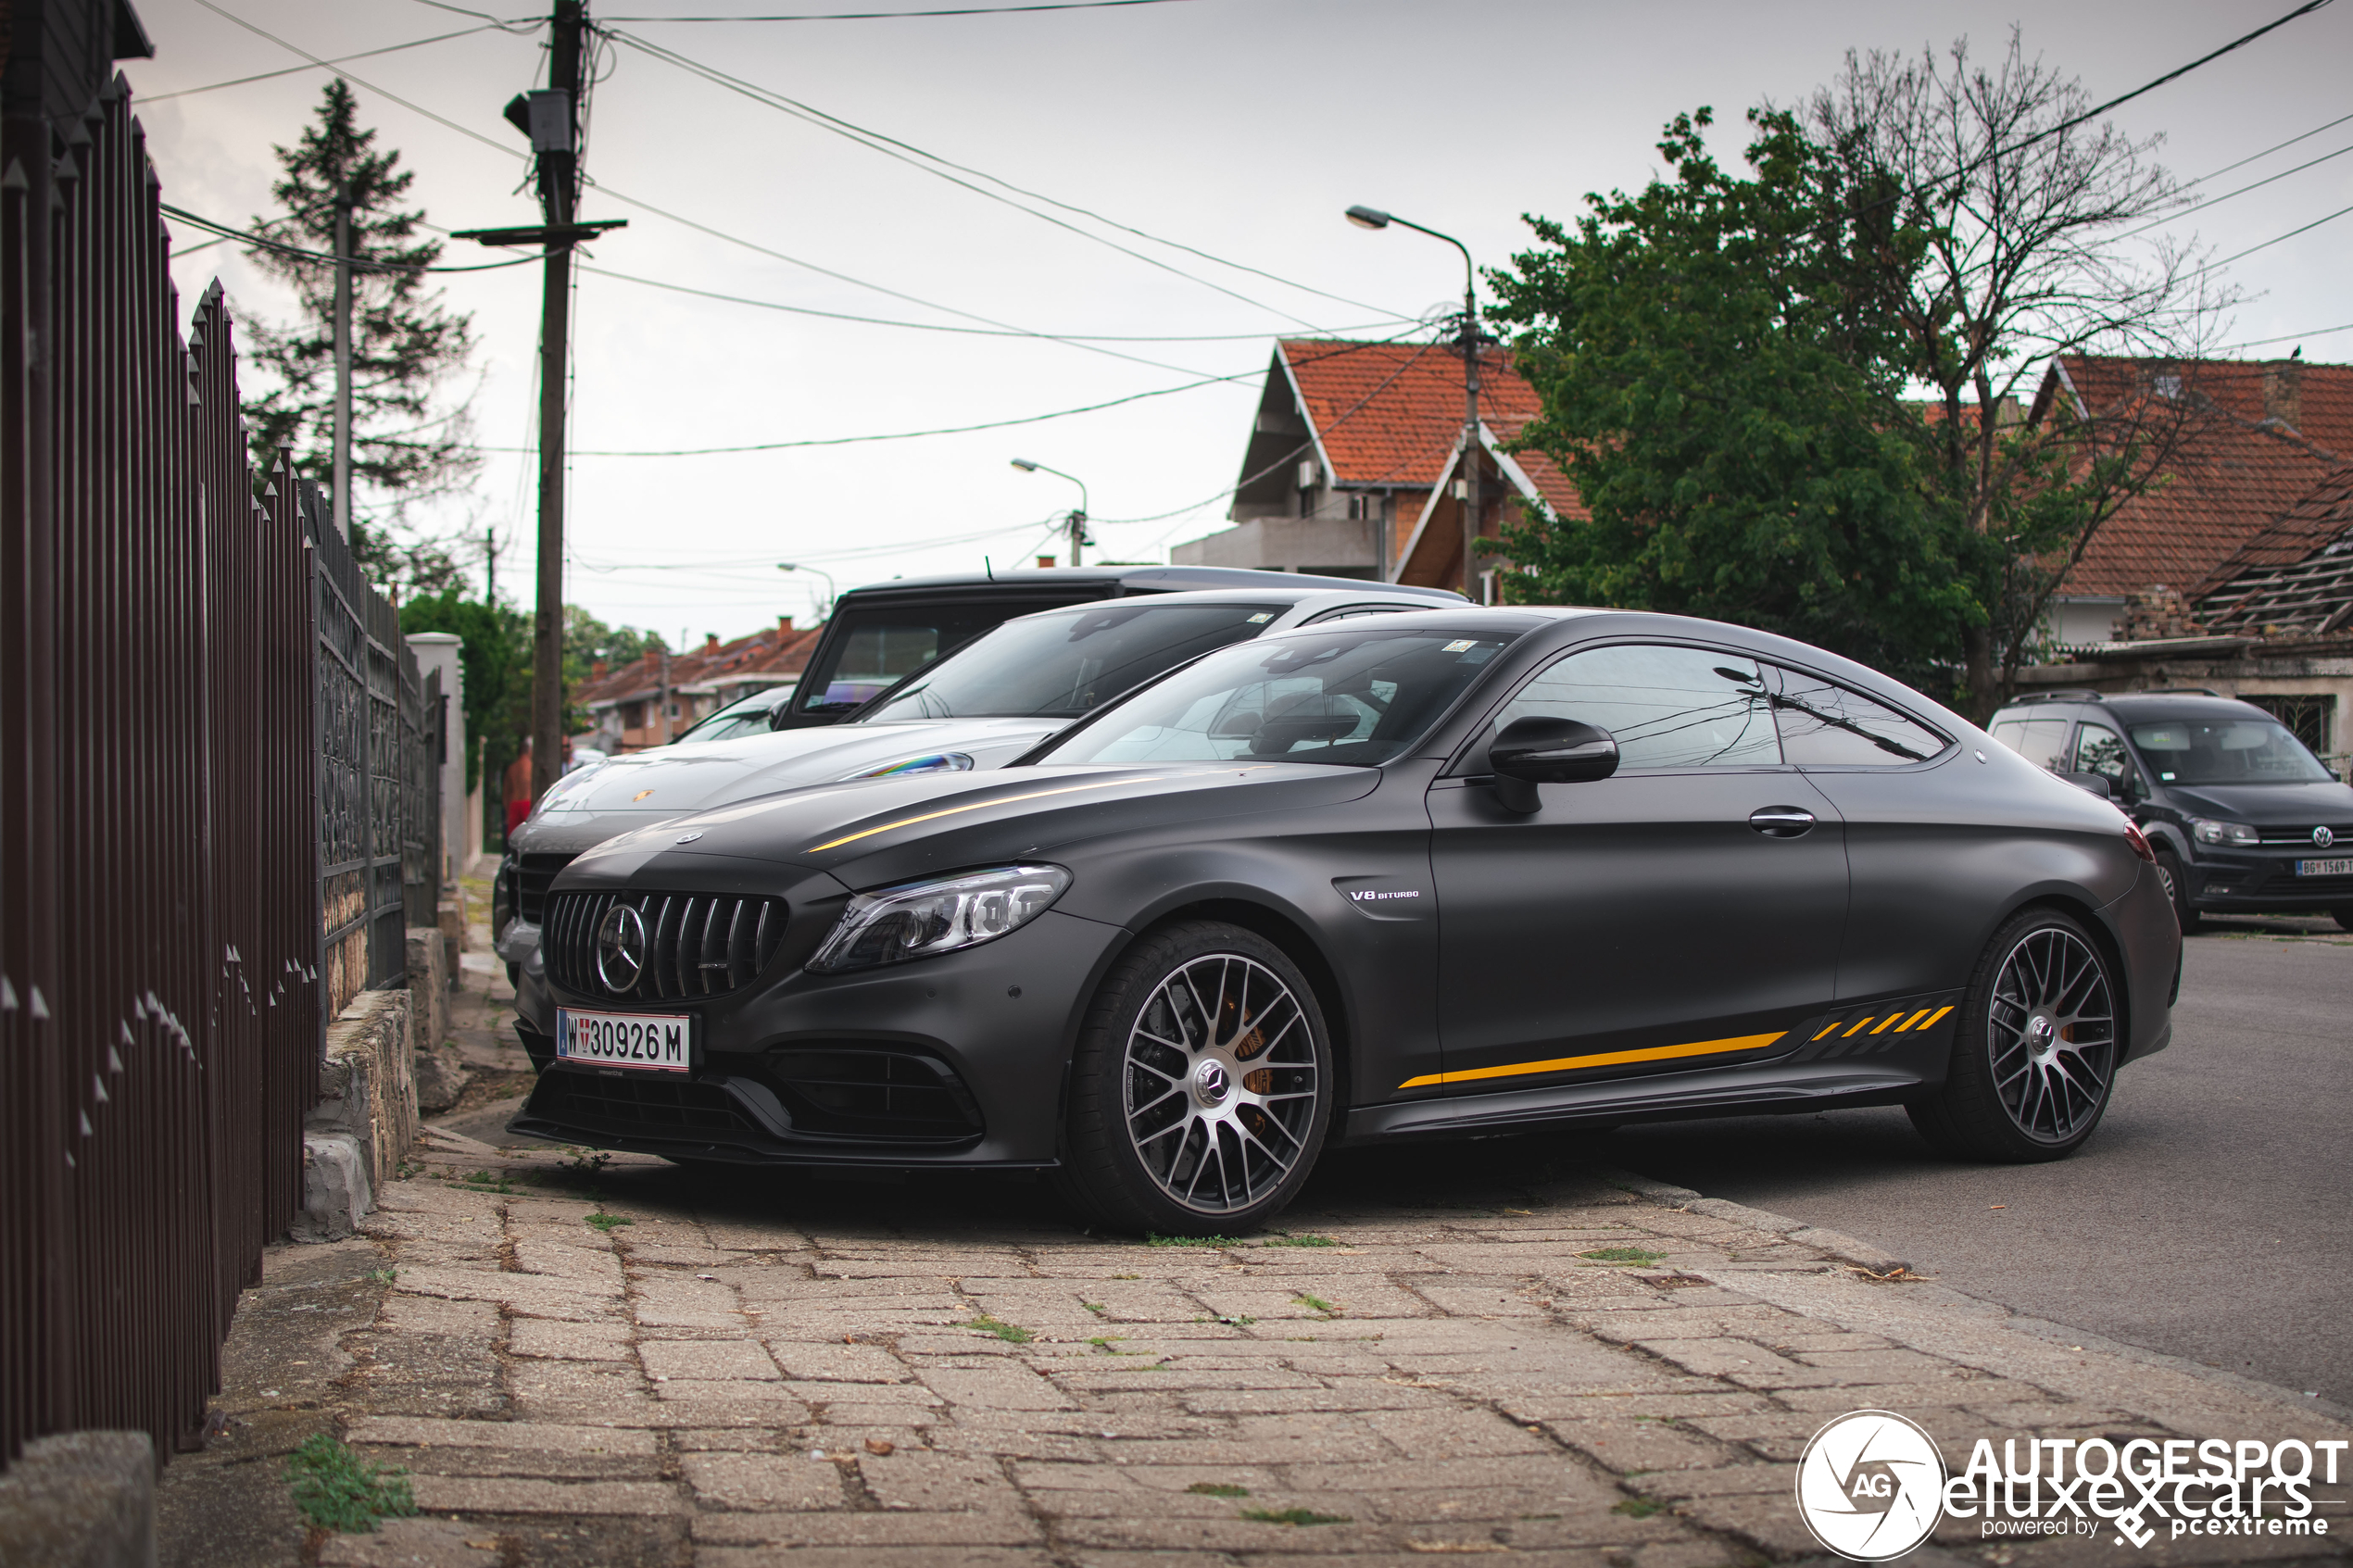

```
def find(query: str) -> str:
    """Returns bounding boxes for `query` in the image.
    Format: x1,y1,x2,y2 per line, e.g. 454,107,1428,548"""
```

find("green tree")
398,590,529,797
1490,107,1974,683
244,80,480,593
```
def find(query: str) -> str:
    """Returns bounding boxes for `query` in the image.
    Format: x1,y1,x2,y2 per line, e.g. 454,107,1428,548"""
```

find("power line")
2218,320,2353,351
601,28,1412,328
2201,199,2353,272
602,0,1196,19
2113,140,2353,242
137,25,515,100
159,202,544,273
2179,109,2353,192
576,260,1394,341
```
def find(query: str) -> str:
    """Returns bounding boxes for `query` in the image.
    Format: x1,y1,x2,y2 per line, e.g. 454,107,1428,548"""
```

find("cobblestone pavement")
158,917,2353,1568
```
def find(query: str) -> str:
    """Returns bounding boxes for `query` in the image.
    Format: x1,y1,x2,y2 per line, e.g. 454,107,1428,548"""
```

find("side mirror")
1490,716,1617,814
2055,769,2113,800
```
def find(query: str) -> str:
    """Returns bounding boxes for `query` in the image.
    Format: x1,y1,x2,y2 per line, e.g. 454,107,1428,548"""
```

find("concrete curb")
1593,1166,1911,1274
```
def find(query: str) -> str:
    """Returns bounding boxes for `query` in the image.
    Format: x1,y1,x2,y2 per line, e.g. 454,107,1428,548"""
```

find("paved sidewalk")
158,929,2353,1568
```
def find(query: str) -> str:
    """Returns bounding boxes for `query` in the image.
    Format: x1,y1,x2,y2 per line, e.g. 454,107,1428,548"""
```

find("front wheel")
1057,921,1334,1236
2153,849,2200,934
1908,908,2120,1163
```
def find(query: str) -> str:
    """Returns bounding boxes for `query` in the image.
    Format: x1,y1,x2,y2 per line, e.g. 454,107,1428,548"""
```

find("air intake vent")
515,852,577,924
768,1048,985,1142
545,889,788,1001
527,1071,753,1137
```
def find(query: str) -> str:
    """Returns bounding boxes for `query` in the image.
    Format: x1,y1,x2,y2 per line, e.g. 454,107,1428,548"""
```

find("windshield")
674,688,786,744
1039,623,1524,769
795,603,1061,719
859,602,1278,722
2129,719,2334,785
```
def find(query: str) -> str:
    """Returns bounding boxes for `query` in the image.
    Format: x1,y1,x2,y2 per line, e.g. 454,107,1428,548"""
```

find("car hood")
2162,779,2353,824
516,716,1068,855
562,761,1383,891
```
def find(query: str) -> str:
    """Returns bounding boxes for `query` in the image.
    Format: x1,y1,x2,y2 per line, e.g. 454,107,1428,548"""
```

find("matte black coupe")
514,608,2181,1234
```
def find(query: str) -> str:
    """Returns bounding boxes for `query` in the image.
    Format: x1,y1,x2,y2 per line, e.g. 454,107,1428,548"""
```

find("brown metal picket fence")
0,73,370,1469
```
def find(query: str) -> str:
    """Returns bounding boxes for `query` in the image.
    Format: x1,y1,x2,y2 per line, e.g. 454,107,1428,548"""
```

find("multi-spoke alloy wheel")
1121,953,1318,1214
1909,909,2120,1162
1059,922,1332,1234
1984,926,2116,1144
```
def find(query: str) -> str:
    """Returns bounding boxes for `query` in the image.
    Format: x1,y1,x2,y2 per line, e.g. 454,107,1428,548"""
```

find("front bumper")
2183,846,2353,911
508,908,1127,1168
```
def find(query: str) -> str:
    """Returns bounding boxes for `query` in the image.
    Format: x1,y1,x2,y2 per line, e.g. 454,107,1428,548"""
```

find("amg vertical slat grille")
544,890,790,1001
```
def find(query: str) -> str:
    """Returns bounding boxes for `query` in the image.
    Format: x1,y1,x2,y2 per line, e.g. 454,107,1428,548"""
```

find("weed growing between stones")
585,1209,634,1234
1188,1482,1250,1497
1612,1496,1666,1518
1261,1232,1340,1248
1242,1506,1350,1525
960,1314,1034,1344
1579,1247,1666,1265
283,1434,416,1534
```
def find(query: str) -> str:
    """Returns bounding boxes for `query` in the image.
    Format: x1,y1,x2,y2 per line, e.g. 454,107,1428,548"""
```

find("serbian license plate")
2296,858,2353,877
557,1008,692,1073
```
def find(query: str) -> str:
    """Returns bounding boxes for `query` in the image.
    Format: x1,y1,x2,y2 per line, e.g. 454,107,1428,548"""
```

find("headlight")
2189,817,2258,847
808,864,1070,973
836,751,975,782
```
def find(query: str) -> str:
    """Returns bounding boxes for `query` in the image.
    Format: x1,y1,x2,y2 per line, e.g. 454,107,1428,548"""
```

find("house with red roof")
1172,338,1585,597
573,616,825,754
2029,355,2353,647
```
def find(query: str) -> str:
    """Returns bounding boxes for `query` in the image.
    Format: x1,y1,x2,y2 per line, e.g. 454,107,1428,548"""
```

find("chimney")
2262,359,2303,430
644,646,661,667
776,615,793,635
591,659,608,681
1037,555,1056,570
704,633,721,655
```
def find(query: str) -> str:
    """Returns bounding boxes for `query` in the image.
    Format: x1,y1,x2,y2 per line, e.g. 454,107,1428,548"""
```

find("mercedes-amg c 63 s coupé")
512,608,2181,1234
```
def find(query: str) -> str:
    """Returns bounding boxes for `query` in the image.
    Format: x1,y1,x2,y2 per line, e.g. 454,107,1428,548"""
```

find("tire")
1057,921,1334,1236
1907,908,2121,1163
2153,849,2201,934
2333,906,2353,934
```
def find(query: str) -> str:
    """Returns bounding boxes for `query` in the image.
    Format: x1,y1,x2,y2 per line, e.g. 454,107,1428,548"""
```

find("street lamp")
775,561,835,619
1011,458,1092,568
1346,205,1484,600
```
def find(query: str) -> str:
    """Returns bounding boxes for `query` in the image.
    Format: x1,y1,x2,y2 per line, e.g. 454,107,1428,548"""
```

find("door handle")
1749,805,1817,838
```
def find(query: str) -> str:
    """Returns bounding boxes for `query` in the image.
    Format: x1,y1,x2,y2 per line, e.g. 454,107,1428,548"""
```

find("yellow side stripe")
1891,1009,1932,1033
1811,1022,1843,1041
1869,1013,1902,1035
1398,1032,1786,1091
1842,1017,1877,1037
1918,1005,1954,1031
804,776,1172,853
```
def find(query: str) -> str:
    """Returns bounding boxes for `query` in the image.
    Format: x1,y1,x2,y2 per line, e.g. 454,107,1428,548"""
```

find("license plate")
557,1008,692,1073
2296,858,2353,877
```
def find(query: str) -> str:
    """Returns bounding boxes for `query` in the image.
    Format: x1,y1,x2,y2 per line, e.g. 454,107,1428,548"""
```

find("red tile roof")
2032,357,2351,600
574,618,824,710
1280,339,1545,488
2198,465,2353,636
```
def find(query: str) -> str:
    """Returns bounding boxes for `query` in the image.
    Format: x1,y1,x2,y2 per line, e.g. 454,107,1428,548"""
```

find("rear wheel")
1908,908,2120,1163
2153,849,2200,934
1057,921,1333,1236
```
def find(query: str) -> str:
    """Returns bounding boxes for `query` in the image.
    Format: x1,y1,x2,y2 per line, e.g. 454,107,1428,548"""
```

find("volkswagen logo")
595,904,648,993
2317,825,2336,849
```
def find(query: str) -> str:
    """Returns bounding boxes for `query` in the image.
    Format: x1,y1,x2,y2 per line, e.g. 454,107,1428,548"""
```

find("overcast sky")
125,0,2353,645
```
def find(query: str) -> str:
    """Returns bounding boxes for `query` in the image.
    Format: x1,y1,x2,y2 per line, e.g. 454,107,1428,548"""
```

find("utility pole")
332,188,354,540
1067,508,1088,570
1458,283,1482,603
483,527,498,605
457,4,623,802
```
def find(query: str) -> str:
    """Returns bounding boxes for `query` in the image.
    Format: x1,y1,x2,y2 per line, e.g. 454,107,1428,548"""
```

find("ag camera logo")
1795,1410,1946,1561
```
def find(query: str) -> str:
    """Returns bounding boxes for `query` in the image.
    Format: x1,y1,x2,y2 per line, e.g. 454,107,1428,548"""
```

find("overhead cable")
2179,109,2353,192
2199,199,2353,271
2112,140,2353,242
139,25,517,100
602,28,1413,327
602,0,1196,19
159,202,544,272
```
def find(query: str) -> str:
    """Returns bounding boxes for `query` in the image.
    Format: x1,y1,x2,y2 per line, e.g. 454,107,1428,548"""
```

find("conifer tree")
244,80,480,590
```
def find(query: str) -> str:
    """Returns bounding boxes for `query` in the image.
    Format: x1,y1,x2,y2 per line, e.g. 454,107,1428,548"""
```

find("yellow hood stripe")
805,775,1172,853
1399,1031,1786,1091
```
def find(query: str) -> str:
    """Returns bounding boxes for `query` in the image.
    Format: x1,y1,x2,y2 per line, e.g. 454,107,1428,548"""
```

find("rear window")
1771,667,1948,765
1992,718,2073,771
859,602,1277,721
794,603,1063,718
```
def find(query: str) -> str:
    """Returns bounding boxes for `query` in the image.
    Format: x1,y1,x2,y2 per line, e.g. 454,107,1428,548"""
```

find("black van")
1987,689,2353,931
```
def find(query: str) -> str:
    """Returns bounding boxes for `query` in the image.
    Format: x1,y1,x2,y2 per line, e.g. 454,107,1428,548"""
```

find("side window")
1492,644,1780,770
2072,724,2137,791
1990,718,2073,771
1769,667,1949,765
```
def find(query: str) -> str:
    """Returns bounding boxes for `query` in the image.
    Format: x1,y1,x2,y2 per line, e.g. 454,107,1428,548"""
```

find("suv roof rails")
2009,689,2106,704
2127,686,2225,697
